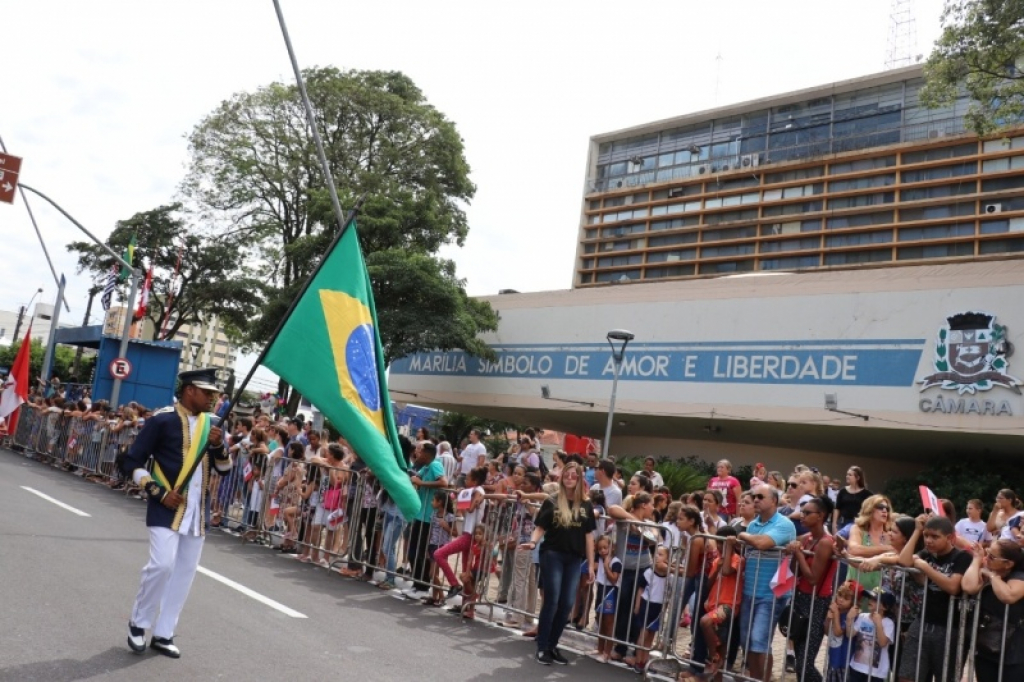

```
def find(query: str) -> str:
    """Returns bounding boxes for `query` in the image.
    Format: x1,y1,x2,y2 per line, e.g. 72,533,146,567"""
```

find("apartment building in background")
575,65,1024,287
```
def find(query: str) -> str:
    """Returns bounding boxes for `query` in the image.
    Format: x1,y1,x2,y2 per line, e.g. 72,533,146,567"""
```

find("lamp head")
606,329,635,342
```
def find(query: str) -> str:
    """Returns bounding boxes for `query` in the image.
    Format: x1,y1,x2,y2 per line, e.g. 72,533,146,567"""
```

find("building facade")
389,261,1024,484
0,302,73,347
576,65,1024,287
103,307,238,381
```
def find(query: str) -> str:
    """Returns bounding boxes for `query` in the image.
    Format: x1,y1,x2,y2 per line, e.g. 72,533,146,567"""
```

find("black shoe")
549,648,569,665
536,650,554,666
127,622,147,653
785,654,796,673
446,585,462,600
150,636,181,659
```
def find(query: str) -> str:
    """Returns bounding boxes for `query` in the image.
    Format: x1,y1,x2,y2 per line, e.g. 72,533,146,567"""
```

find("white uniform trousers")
131,527,204,639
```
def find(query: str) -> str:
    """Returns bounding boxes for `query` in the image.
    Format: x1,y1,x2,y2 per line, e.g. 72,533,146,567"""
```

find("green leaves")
182,67,494,365
921,0,1024,136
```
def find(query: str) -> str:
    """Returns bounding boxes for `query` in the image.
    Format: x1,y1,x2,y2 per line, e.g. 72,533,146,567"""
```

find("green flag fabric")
263,223,419,518
120,233,136,283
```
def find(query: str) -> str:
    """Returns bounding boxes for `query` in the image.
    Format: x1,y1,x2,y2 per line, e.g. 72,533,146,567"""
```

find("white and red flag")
0,324,33,437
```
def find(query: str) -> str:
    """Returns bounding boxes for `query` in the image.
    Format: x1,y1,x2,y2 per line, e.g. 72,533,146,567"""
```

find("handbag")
323,487,343,511
977,614,1020,657
778,603,809,642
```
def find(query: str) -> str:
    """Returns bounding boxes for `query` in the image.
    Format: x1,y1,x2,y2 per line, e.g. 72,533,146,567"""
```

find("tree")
182,68,498,371
0,339,91,389
67,204,264,342
921,0,1024,135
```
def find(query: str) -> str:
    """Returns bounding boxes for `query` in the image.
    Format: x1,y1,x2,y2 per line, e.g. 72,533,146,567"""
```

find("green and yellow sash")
152,405,212,492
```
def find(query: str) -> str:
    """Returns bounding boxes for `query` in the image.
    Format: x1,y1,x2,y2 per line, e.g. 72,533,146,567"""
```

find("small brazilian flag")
120,233,136,283
263,223,418,518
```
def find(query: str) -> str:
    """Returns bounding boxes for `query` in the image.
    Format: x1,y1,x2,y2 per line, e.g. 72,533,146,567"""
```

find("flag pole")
221,0,368,421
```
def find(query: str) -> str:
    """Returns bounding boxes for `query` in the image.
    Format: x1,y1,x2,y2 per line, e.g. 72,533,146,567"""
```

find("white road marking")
197,565,308,619
20,486,91,517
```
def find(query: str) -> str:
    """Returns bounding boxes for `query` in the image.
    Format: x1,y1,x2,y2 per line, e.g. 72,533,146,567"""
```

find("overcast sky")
1,0,945,391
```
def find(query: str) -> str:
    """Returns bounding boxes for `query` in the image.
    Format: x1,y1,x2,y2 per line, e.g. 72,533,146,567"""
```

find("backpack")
536,452,549,479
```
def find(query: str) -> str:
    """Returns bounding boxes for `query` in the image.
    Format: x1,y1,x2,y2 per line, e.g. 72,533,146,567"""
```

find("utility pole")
71,285,100,377
12,306,26,343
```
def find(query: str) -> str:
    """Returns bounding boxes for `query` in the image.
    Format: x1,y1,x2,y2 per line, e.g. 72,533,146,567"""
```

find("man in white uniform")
121,369,230,658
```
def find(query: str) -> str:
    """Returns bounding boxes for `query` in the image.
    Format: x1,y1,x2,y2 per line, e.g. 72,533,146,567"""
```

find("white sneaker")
403,588,429,600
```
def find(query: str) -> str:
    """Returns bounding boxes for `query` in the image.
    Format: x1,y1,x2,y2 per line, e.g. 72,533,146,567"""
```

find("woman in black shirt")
963,539,1024,682
832,465,871,531
521,461,595,666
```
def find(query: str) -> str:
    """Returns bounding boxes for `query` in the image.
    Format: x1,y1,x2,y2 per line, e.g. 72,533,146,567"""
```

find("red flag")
134,265,153,321
0,323,33,437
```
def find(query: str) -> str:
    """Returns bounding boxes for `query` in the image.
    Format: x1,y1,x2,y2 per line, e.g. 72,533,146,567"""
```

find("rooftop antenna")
885,0,917,70
714,51,723,105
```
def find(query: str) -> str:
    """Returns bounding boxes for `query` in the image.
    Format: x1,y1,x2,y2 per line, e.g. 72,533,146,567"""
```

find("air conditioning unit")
741,153,761,168
928,129,947,139
668,187,686,198
611,178,626,189
629,155,643,166
985,203,1004,214
719,162,731,172
697,163,712,175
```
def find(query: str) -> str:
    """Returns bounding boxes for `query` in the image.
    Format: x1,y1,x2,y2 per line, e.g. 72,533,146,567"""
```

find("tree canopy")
921,0,1024,135
67,204,264,342
182,68,497,366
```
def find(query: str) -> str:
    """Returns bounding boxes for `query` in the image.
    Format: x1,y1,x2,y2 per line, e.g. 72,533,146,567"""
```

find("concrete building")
389,66,1024,484
0,302,74,347
576,65,1024,287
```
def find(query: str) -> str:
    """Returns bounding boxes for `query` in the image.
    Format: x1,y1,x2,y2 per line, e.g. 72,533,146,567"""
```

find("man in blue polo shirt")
403,441,447,599
737,483,797,682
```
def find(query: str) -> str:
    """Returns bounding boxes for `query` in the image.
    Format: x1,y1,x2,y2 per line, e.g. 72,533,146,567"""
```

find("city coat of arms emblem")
919,311,1021,395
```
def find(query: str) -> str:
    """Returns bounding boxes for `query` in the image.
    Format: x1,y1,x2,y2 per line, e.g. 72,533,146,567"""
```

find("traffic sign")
0,152,23,205
109,357,133,380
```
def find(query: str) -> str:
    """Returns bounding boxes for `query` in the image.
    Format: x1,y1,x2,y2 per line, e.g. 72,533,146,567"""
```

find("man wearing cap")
121,369,231,658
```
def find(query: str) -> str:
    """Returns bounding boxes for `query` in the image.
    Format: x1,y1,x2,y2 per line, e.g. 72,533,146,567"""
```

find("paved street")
0,449,640,682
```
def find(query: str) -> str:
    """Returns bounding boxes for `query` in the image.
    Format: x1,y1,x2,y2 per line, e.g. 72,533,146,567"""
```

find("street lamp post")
12,287,43,342
602,329,635,459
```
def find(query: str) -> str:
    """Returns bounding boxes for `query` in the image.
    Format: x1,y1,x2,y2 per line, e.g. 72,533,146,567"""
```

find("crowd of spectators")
9,401,1024,682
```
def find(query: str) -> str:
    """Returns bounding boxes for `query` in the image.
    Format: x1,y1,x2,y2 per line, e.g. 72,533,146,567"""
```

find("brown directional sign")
0,152,23,204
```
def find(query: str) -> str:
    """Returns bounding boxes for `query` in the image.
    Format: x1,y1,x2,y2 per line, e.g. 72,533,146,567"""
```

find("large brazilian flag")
263,223,419,518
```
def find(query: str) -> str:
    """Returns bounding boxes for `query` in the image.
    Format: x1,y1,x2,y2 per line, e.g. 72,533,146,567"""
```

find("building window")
901,181,975,201
827,211,895,229
650,217,699,231
596,254,643,267
649,233,698,248
761,255,820,270
702,226,757,242
645,265,695,278
583,243,596,254
763,200,823,217
902,142,976,164
760,237,820,253
899,202,974,222
979,238,1024,254
701,243,756,258
980,218,1024,234
828,192,895,210
825,230,893,247
829,156,897,174
764,167,824,184
901,161,976,183
647,249,696,263
824,249,892,265
829,174,896,192
700,260,755,274
704,209,759,226
599,239,644,252
897,243,975,260
898,223,975,241
981,175,1024,193
595,269,641,283
600,223,645,238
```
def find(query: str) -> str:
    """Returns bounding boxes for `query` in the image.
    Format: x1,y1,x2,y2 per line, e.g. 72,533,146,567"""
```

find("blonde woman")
520,462,596,666
846,493,894,594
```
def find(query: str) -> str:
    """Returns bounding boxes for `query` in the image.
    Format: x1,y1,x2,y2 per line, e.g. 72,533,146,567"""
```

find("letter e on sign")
109,357,133,380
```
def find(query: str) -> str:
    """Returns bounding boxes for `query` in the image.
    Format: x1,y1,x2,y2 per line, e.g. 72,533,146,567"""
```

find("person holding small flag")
122,368,231,658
